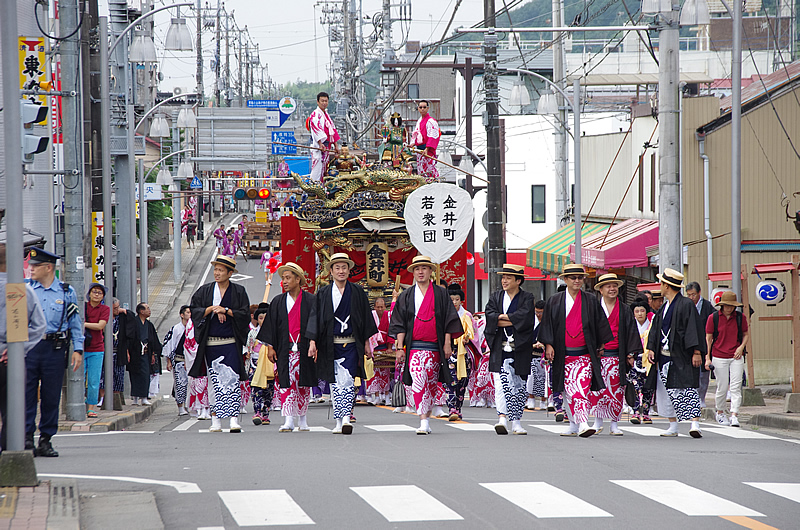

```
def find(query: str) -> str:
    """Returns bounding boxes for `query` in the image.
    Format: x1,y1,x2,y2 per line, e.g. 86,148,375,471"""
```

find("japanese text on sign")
19,36,47,110
92,212,106,285
405,184,474,263
366,242,389,287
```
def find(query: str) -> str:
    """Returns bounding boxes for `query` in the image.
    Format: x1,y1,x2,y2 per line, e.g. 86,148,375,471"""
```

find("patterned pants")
626,356,653,416
494,359,526,421
367,367,391,395
564,355,593,424
470,354,495,407
416,154,440,182
251,380,274,417
394,359,415,406
280,349,310,417
589,357,624,421
208,366,241,419
99,360,126,393
446,353,472,416
188,376,210,416
526,357,546,398
173,361,188,405
240,380,252,410
409,349,440,416
312,379,330,398
656,362,701,421
435,382,447,406
310,149,330,181
546,363,564,411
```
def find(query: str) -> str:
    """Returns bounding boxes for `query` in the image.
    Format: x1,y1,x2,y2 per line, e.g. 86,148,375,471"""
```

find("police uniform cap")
28,247,60,265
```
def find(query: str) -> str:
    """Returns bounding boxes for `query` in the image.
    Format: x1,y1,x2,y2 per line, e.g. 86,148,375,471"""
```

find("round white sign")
405,183,474,264
279,96,297,115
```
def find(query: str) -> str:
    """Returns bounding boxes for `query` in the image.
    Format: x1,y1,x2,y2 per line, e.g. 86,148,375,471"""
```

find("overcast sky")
105,0,491,95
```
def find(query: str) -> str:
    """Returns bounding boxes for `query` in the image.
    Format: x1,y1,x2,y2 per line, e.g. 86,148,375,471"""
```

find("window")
531,185,546,223
408,84,419,100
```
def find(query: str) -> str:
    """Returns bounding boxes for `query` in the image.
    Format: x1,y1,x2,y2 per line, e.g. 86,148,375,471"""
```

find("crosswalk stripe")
447,423,496,431
306,426,332,433
481,482,612,518
174,419,198,431
744,483,800,504
218,490,314,526
350,485,463,522
702,427,778,440
611,480,764,516
531,425,571,434
364,424,418,432
618,426,688,437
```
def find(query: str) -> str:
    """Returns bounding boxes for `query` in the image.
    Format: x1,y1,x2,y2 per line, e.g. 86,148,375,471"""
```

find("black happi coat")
188,281,251,380
388,283,463,387
125,317,162,372
600,299,643,385
646,292,706,389
307,282,378,383
484,289,537,377
698,297,715,373
538,290,613,393
258,290,318,388
115,310,130,367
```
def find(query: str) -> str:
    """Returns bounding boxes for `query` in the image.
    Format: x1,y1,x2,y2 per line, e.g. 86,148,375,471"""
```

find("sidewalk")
700,383,800,433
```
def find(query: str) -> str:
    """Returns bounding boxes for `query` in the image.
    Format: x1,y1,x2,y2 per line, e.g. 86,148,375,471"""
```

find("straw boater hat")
716,291,743,308
210,255,238,274
277,261,307,286
594,272,624,291
559,263,588,278
327,252,355,270
497,263,525,278
656,267,685,289
407,255,436,272
650,288,663,299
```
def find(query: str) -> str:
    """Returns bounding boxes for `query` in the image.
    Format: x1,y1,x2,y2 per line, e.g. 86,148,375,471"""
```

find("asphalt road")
42,248,800,529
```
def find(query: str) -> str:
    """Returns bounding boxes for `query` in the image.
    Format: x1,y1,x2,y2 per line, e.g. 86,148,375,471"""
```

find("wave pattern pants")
280,349,310,418
589,357,623,420
656,361,701,421
409,349,440,416
564,355,593,424
173,361,188,405
526,357,546,398
494,359,526,421
208,366,241,419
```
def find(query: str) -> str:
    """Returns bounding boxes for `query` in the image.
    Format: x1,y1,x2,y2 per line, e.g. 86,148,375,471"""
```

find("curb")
58,400,161,433
748,412,800,432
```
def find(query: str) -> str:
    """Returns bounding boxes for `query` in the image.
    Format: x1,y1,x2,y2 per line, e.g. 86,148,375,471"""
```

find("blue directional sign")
248,99,290,127
190,176,203,189
272,131,297,155
247,99,280,109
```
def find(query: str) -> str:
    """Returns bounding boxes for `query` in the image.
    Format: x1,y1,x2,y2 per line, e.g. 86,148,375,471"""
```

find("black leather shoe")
25,434,34,451
35,439,59,457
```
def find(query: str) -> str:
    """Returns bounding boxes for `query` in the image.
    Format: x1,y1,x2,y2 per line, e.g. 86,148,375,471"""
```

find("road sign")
279,97,297,115
247,100,279,109
272,131,297,155
247,99,291,127
190,176,203,189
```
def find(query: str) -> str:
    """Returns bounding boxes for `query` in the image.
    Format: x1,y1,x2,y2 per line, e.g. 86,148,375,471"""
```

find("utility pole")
216,0,221,107
552,0,569,226
225,9,231,106
196,0,204,236
237,30,243,107
731,0,742,299
62,0,87,421
484,0,505,294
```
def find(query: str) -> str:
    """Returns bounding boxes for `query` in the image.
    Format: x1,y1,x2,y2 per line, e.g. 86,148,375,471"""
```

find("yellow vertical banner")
91,212,106,284
18,36,47,108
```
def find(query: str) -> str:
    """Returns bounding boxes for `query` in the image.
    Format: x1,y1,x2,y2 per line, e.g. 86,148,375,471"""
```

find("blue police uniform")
25,248,84,455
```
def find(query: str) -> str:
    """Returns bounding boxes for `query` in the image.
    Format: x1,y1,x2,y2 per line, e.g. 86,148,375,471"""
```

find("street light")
536,91,559,115
509,76,531,107
164,16,194,51
177,107,198,128
149,115,171,137
177,160,194,179
156,167,173,185
679,0,711,25
128,30,158,63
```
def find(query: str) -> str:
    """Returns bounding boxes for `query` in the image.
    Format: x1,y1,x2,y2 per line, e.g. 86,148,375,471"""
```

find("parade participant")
539,264,613,438
308,253,378,434
650,289,664,312
388,256,462,435
25,248,83,457
525,300,546,410
126,303,161,406
249,301,274,425
213,224,226,254
0,244,46,454
410,100,441,181
84,283,110,417
626,299,654,424
309,91,340,182
687,281,716,408
183,316,211,420
468,314,494,408
705,291,749,428
645,268,705,438
188,255,250,433
445,283,478,422
589,273,642,436
102,298,129,406
367,297,394,406
485,264,536,435
260,262,317,432
380,112,409,168
164,306,192,416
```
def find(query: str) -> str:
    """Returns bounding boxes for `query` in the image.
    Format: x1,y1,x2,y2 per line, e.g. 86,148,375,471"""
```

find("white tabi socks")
297,415,310,431
210,415,222,432
578,421,596,438
560,421,579,437
525,397,536,410
661,421,679,437
511,419,527,435
432,405,447,418
593,418,604,434
333,419,343,434
178,406,188,416
689,420,702,438
416,418,431,435
609,421,623,435
341,416,353,435
279,416,295,433
229,416,241,433
494,415,509,435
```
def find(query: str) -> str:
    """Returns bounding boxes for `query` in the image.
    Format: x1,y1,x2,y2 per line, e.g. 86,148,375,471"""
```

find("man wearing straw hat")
589,273,642,436
645,268,706,438
539,264,613,438
189,255,251,433
259,262,318,433
308,253,378,434
484,264,537,435
389,256,462,435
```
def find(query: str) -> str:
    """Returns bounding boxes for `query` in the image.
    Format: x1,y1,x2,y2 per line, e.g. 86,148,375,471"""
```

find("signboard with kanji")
366,242,389,287
19,37,47,110
405,184,474,263
272,131,297,155
92,212,106,284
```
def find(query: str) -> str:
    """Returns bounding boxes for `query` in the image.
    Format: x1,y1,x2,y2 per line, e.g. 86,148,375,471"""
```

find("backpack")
711,310,746,357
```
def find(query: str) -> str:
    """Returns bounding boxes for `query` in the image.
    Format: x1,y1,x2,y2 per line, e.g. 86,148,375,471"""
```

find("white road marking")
197,527,225,530
702,426,779,440
163,394,171,399
447,423,496,431
611,480,764,516
744,483,800,504
174,419,199,431
481,482,612,518
364,424,418,432
198,429,243,433
784,439,800,445
350,485,463,522
218,490,314,526
39,473,201,494
305,426,332,432
618,426,689,437
200,214,244,285
531,425,573,434
230,273,253,282
53,431,156,437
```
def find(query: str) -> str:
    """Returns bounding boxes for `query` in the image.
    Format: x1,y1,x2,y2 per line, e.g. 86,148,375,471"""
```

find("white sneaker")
229,416,241,433
209,416,222,432
730,415,740,427
716,412,730,426
511,420,527,435
525,398,536,410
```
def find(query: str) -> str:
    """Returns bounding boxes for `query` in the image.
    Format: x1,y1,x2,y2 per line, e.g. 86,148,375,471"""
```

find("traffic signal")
20,100,49,163
234,187,270,200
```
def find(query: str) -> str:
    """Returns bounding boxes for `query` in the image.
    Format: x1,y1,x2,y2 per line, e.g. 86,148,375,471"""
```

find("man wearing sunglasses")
410,100,440,181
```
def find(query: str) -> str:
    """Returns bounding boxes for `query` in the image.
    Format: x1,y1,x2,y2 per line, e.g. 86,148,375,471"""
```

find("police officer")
26,248,84,457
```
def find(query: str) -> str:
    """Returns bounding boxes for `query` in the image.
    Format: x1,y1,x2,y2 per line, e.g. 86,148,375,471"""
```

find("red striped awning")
569,219,658,270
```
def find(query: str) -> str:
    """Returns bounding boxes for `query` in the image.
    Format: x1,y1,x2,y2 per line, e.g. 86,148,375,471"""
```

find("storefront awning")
569,219,659,270
526,222,606,274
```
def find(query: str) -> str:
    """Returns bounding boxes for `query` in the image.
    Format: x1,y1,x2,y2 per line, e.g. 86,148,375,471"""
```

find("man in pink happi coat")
308,92,340,182
410,100,440,181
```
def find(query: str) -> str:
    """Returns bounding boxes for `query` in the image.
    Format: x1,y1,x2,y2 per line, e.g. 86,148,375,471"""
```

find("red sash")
414,286,438,343
288,293,302,344
565,292,586,348
605,301,620,350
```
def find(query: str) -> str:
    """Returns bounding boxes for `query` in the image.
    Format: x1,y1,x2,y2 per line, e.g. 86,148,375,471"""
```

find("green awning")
526,222,607,274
